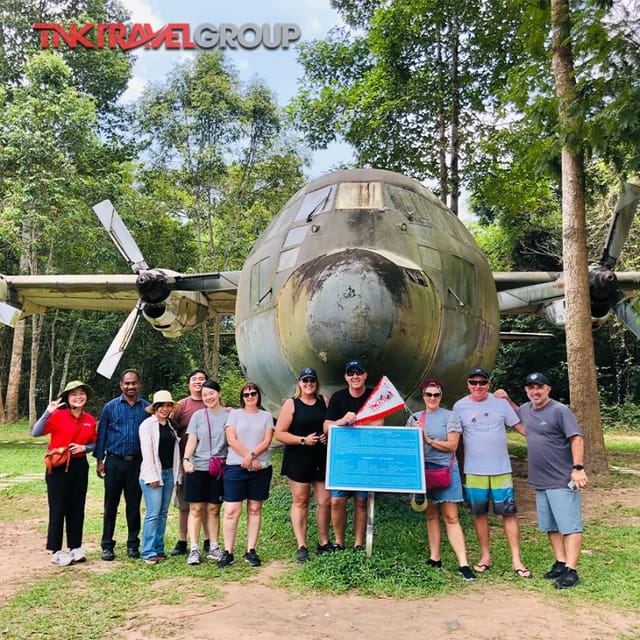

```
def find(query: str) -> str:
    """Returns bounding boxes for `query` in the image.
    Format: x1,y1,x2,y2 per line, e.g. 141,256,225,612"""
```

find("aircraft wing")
494,271,640,315
0,271,240,324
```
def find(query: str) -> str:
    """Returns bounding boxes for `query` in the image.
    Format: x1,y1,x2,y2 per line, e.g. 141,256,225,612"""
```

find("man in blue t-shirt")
453,367,531,579
497,372,587,589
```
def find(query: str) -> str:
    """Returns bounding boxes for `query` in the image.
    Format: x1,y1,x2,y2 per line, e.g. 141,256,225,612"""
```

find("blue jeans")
139,469,174,560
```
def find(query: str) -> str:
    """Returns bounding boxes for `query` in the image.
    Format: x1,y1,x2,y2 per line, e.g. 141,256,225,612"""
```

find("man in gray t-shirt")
497,372,588,590
453,367,530,579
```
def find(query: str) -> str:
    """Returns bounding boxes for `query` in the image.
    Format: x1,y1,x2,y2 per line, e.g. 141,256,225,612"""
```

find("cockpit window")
334,182,384,210
386,184,435,225
294,185,335,222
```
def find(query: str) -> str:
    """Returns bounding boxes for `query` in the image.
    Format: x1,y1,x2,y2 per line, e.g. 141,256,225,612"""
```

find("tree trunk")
551,0,608,474
449,15,460,216
436,40,448,203
5,319,25,423
29,314,43,425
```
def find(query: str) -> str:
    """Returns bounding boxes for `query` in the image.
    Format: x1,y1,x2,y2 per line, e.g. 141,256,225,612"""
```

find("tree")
135,51,305,378
290,0,523,212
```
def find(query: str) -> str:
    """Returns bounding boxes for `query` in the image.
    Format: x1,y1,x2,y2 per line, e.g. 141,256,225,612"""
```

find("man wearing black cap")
496,373,587,589
323,359,383,551
453,367,531,578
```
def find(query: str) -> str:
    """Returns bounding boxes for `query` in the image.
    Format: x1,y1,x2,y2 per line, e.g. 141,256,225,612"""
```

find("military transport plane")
1,168,639,412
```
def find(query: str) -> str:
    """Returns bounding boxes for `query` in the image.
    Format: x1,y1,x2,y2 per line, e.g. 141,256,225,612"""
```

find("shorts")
426,460,463,503
173,480,189,511
223,464,272,502
331,490,369,499
465,473,518,516
183,470,224,504
535,488,583,535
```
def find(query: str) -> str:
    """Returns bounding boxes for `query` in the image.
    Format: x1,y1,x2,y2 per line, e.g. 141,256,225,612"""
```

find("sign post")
326,426,425,557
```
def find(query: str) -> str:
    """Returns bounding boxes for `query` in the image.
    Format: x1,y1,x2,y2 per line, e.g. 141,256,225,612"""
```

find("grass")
1,422,639,639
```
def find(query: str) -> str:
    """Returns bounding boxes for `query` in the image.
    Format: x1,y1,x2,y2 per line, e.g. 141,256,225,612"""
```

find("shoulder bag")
206,410,225,479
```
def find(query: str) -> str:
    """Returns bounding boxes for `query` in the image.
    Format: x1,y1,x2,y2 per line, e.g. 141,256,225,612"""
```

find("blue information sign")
326,426,425,493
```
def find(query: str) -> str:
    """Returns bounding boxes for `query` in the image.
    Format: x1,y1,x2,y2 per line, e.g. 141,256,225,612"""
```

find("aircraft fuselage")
235,169,499,413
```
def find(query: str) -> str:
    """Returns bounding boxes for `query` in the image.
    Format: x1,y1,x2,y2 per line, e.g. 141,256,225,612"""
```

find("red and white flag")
355,375,406,424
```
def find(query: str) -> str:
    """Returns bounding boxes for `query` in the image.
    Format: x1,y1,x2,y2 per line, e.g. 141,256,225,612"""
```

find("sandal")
473,563,492,573
514,567,533,579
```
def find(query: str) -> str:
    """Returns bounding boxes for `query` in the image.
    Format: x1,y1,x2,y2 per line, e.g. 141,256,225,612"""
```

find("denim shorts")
330,490,369,499
426,460,463,503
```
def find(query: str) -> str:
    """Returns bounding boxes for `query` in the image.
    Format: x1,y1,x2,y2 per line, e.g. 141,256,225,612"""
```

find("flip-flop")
473,563,492,573
514,567,533,579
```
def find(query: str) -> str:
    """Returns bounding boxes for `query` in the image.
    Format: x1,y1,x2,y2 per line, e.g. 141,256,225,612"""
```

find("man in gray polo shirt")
497,372,588,589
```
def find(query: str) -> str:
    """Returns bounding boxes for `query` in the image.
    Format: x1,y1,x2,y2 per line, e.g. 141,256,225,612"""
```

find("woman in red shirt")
32,380,97,566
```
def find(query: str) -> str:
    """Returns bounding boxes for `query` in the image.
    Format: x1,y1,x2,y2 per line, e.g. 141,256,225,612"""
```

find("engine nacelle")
142,292,210,338
542,298,610,330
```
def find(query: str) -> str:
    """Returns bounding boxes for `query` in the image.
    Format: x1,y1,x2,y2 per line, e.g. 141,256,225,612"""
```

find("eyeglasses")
301,377,317,384
422,392,442,398
242,391,258,398
467,380,489,386
346,370,364,377
157,402,174,407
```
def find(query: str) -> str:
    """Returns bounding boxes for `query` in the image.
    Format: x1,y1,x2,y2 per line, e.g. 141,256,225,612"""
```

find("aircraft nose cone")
276,249,441,387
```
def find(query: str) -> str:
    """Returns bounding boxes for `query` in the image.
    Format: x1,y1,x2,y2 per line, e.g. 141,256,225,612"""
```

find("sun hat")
61,380,94,402
145,390,180,413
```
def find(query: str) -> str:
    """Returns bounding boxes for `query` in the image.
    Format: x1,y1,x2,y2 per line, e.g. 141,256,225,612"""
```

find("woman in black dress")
275,367,331,563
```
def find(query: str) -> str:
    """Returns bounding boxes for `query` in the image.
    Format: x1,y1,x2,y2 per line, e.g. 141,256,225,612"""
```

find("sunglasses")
467,380,489,386
242,391,258,398
301,377,317,384
346,370,364,377
422,392,442,398
156,402,174,407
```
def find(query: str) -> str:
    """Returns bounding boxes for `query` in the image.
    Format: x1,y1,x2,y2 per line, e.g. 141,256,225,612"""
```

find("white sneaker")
206,546,224,561
70,548,87,563
187,549,201,565
51,550,72,566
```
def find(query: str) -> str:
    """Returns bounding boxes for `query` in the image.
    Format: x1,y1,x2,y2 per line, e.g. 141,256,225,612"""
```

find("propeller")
592,182,640,333
92,200,150,378
0,302,21,327
96,302,143,378
600,183,640,270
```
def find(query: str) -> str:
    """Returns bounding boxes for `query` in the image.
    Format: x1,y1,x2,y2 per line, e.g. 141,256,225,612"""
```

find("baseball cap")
525,372,549,386
298,367,318,380
344,359,366,373
467,367,490,379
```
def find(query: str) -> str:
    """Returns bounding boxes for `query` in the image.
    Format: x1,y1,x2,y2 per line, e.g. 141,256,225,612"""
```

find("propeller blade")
96,303,143,378
614,299,640,338
0,302,21,327
93,200,148,272
600,182,640,270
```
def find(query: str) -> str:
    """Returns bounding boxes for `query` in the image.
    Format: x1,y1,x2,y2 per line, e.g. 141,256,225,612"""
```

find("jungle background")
2,0,640,445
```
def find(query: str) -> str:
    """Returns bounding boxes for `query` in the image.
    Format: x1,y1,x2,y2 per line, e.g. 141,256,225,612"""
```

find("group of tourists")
31,360,588,589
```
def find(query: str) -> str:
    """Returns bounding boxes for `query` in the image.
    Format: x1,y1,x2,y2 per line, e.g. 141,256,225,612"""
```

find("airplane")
1,168,639,413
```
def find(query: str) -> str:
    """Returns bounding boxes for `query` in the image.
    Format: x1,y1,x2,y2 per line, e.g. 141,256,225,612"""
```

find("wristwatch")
572,464,584,470
250,451,257,459
300,437,306,446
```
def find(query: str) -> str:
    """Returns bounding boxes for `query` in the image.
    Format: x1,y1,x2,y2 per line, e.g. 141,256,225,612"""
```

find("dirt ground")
2,473,640,640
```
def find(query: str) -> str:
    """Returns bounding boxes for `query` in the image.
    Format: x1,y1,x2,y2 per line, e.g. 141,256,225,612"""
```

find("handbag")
44,419,82,474
205,410,225,479
425,453,455,491
44,446,71,474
